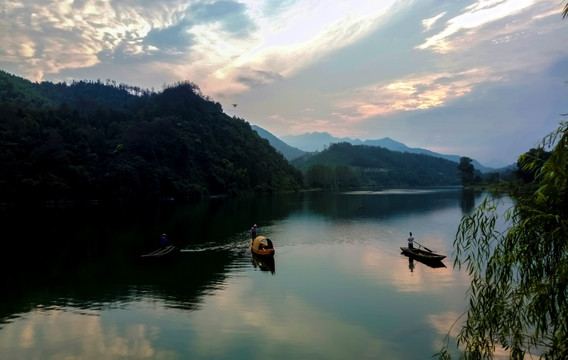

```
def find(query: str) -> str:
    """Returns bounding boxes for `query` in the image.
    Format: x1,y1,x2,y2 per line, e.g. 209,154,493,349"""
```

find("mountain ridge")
251,125,306,161
278,130,503,173
291,142,462,188
0,70,303,201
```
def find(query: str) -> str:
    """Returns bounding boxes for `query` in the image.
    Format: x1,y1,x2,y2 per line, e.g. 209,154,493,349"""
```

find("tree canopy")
0,71,303,202
292,142,462,188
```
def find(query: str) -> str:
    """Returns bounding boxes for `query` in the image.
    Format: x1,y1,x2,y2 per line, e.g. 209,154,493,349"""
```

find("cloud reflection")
0,308,164,359
428,311,535,359
188,278,397,359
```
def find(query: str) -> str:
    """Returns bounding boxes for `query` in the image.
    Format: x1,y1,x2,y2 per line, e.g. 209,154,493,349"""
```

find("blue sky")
1,0,566,167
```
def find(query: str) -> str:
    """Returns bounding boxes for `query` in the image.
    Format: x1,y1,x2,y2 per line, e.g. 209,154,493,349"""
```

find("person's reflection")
408,257,415,272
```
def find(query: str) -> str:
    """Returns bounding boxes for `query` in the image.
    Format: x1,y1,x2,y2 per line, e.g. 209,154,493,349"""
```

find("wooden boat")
141,245,179,258
400,247,446,261
251,236,275,257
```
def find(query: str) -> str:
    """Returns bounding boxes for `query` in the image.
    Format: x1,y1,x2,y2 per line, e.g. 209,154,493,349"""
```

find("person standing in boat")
251,224,258,240
160,233,168,248
407,232,414,249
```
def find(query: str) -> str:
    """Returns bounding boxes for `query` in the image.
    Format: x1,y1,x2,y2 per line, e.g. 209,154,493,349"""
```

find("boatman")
408,232,414,249
251,224,258,240
160,233,168,248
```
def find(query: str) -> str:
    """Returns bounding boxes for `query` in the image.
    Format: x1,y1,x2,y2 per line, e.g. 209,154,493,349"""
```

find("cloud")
19,42,35,57
417,0,537,53
334,68,500,122
236,68,283,87
200,0,397,96
144,20,195,53
0,0,396,92
189,0,254,37
422,11,447,32
0,0,191,81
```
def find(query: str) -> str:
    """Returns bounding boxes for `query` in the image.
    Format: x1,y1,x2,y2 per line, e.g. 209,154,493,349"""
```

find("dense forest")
0,69,498,203
292,142,462,188
0,70,303,202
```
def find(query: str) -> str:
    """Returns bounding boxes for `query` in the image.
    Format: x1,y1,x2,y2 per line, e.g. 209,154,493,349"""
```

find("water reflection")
0,246,249,326
401,252,447,270
251,254,276,274
304,188,480,219
460,189,476,214
0,190,507,359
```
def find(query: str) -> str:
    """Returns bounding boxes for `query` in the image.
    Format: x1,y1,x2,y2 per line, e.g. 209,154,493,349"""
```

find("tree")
437,121,568,359
457,157,474,185
515,147,551,184
0,72,304,201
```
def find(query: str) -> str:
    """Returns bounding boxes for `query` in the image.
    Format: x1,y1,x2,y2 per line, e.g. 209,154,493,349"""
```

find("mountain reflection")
0,195,297,326
0,242,250,326
0,190,506,359
305,188,479,219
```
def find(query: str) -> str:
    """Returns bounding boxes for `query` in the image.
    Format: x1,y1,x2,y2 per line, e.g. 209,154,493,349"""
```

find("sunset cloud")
0,0,565,166
334,68,500,121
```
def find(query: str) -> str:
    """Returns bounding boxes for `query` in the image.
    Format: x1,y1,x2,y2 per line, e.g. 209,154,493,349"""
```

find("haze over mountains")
253,126,509,173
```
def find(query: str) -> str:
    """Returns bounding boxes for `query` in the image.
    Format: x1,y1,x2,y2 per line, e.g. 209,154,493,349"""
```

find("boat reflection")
251,253,276,274
402,252,446,270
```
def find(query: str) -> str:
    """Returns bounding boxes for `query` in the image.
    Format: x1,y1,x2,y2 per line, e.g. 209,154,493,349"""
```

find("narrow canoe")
400,247,446,261
251,236,275,257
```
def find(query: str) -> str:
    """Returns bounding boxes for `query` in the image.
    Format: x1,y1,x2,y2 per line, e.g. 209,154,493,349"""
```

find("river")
0,189,509,359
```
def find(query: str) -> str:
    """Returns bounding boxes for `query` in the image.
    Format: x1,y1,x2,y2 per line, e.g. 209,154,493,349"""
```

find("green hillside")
0,70,303,202
292,142,461,188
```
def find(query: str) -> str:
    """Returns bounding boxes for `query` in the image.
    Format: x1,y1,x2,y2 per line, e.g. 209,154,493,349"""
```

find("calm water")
0,189,509,359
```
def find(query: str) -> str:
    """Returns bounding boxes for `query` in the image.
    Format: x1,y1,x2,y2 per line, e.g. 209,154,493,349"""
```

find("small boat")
141,245,179,258
251,236,275,257
400,247,446,261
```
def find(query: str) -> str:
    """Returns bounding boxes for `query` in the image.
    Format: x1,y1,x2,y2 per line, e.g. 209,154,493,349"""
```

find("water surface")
0,189,507,359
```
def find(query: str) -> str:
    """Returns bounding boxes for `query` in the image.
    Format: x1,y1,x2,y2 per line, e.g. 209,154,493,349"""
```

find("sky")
1,0,567,167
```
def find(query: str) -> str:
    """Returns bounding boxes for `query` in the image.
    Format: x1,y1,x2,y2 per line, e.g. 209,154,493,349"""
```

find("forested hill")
292,142,461,188
0,70,303,202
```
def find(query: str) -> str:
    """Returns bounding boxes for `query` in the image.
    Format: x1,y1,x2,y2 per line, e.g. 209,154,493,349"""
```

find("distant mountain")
281,131,497,173
291,142,461,188
251,125,306,161
280,132,349,152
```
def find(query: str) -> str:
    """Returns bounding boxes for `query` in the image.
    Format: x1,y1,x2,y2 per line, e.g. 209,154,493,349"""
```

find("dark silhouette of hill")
291,142,461,188
0,70,303,202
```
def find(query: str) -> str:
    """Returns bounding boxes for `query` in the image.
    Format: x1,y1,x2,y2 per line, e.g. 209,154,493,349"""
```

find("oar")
414,241,433,253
